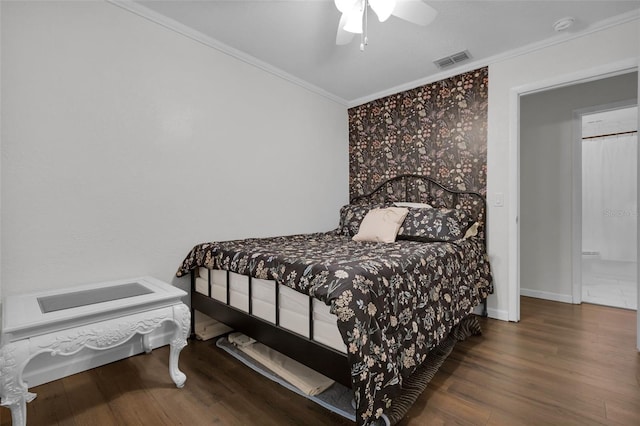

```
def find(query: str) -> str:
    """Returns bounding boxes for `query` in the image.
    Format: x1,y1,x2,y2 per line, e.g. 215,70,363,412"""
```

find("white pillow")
393,201,432,209
352,207,409,243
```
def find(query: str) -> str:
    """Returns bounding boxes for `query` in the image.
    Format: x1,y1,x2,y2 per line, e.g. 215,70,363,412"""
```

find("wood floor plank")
605,398,640,425
129,350,235,425
26,379,75,426
59,369,116,424
409,388,492,425
1,297,638,425
91,356,174,425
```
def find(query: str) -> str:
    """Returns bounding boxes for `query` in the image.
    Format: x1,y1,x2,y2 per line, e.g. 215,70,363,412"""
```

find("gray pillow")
397,207,475,242
338,204,385,237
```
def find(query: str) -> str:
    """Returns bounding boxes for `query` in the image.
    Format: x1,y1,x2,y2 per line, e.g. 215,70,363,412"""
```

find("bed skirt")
386,315,482,425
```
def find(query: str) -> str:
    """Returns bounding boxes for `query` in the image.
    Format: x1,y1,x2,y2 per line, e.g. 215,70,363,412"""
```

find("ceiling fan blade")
336,13,355,45
391,0,438,26
370,0,397,22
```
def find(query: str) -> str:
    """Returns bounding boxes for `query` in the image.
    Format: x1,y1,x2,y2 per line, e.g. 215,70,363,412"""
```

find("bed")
176,174,493,426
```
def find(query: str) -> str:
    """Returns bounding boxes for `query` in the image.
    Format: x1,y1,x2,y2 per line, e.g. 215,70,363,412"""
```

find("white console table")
0,276,190,426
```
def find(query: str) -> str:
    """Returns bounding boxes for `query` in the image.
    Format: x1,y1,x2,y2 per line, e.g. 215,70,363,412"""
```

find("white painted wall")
487,19,639,321
0,1,3,314
519,73,637,302
637,30,640,351
1,1,349,297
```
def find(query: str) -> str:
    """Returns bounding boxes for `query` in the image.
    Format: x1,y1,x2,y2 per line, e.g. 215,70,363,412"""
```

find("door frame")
571,100,638,305
508,58,638,323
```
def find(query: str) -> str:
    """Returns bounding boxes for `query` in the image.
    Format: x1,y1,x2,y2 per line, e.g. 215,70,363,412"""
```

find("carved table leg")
142,334,153,354
169,304,190,388
0,341,37,426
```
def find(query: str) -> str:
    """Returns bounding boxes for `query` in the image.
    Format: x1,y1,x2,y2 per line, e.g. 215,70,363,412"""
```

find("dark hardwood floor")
2,297,639,425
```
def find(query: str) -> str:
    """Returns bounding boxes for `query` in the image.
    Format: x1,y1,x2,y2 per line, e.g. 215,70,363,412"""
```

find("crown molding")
107,0,350,107
348,9,640,108
107,1,637,109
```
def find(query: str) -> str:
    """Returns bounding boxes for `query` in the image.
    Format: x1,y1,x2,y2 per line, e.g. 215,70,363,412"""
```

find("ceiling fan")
335,0,438,50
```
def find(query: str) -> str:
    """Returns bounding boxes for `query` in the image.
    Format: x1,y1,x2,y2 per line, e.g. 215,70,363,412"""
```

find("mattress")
195,267,346,353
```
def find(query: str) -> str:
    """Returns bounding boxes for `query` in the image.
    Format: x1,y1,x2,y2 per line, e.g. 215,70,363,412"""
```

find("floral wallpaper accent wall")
348,67,488,200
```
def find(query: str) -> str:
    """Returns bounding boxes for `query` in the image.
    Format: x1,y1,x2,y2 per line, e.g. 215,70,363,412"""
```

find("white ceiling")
122,0,640,106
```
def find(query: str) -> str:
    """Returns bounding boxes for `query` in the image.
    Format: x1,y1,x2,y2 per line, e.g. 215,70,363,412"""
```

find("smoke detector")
553,17,575,32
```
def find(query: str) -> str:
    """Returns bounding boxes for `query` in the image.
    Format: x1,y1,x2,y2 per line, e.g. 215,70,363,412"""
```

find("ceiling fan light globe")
343,4,364,33
370,0,396,22
334,0,358,14
336,13,355,44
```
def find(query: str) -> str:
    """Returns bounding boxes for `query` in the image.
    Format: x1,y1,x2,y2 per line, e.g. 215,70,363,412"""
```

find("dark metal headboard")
351,174,487,240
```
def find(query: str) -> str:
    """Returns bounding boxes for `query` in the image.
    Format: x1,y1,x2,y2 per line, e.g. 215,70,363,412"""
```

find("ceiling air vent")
434,50,471,69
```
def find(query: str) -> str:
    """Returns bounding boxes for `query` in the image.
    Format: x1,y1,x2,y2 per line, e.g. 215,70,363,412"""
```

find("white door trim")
508,58,638,322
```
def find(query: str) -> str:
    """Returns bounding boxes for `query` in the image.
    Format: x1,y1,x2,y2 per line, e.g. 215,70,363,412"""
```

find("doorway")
510,61,640,350
580,105,638,310
519,72,638,309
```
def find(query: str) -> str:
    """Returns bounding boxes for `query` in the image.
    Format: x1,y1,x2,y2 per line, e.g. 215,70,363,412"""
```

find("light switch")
494,192,504,207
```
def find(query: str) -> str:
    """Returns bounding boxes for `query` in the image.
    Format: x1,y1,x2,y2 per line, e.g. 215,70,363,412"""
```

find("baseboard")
520,288,573,304
486,308,510,321
23,324,174,387
471,304,509,321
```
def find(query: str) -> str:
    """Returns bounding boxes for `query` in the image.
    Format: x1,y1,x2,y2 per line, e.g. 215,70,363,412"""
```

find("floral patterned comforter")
176,231,493,425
